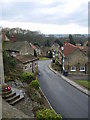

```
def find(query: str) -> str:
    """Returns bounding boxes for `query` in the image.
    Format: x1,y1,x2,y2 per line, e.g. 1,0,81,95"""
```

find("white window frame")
25,52,28,55
11,52,16,57
71,66,76,71
80,66,85,72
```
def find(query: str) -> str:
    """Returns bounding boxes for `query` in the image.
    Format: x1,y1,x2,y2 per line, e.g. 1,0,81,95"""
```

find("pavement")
38,60,88,118
49,65,90,96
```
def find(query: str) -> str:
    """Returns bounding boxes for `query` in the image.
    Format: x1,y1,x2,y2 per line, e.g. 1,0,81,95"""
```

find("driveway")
38,60,88,118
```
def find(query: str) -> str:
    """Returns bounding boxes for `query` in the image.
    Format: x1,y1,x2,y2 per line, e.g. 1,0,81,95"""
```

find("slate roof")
4,41,30,51
50,43,60,51
15,55,39,64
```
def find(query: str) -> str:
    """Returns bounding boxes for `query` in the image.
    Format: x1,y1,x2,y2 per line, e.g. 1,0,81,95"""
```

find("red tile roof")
30,43,36,49
60,43,77,56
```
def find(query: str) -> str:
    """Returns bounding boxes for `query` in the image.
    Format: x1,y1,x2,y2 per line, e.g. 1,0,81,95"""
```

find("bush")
30,80,40,90
22,72,34,82
36,108,62,120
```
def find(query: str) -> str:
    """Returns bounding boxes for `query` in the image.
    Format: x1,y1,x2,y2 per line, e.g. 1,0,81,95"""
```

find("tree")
45,40,50,47
69,34,76,45
34,42,40,47
34,50,37,57
54,39,63,47
80,41,83,46
6,30,10,39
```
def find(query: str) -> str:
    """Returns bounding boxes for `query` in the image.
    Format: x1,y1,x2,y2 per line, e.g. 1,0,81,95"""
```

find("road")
38,60,88,118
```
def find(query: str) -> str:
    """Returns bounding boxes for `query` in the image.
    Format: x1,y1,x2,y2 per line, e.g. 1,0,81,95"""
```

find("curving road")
38,60,88,118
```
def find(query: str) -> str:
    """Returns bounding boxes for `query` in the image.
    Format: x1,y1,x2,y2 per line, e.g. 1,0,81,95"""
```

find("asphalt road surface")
38,60,88,118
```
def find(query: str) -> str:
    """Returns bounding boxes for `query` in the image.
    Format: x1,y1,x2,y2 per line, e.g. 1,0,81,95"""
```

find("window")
11,52,16,57
30,63,32,68
80,66,85,71
71,66,76,71
35,62,37,67
25,53,28,55
25,65,28,70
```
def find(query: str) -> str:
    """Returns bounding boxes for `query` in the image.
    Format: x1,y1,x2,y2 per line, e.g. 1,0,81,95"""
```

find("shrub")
36,108,62,120
9,58,16,68
30,80,40,90
34,49,37,57
22,72,34,82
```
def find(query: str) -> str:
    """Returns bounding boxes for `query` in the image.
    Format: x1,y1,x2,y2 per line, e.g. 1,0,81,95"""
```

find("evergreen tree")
80,41,83,46
34,50,37,57
69,34,76,45
54,39,63,47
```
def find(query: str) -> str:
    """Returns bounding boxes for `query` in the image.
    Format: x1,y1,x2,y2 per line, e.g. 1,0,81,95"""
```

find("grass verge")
75,80,90,90
39,57,50,61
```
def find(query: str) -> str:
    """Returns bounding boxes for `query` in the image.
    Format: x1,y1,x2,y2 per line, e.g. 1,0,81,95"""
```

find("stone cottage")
15,54,39,75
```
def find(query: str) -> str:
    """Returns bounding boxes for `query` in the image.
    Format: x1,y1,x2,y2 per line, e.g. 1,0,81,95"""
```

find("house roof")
15,55,39,64
60,43,77,56
50,43,60,51
4,41,30,51
30,43,36,49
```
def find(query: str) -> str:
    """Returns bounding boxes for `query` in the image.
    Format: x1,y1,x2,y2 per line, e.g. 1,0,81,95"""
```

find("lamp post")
61,46,64,71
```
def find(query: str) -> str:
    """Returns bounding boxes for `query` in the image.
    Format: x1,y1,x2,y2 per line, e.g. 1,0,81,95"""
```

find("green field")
75,80,90,90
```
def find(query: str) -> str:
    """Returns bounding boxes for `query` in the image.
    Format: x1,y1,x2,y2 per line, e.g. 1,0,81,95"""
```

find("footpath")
49,65,90,96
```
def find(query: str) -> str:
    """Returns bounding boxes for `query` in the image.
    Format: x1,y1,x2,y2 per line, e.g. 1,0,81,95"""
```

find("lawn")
75,80,90,90
39,57,50,61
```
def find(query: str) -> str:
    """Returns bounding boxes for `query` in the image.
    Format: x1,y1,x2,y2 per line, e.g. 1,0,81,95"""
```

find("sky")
0,0,89,34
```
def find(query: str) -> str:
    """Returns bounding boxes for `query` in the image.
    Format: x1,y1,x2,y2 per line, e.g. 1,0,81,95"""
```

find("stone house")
30,43,41,56
40,46,51,57
15,54,39,75
57,42,88,73
50,43,60,58
4,41,34,57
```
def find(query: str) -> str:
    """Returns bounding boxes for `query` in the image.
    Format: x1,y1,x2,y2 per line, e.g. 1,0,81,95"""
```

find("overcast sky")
0,0,89,34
